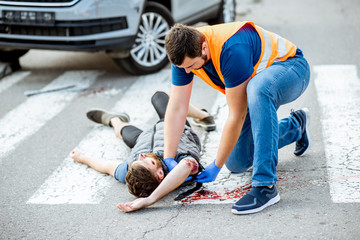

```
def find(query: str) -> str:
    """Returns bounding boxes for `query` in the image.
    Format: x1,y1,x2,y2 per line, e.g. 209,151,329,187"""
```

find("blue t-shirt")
172,24,262,89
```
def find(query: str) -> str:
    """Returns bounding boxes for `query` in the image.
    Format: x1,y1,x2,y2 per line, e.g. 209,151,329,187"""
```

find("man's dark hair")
165,23,205,65
125,153,161,197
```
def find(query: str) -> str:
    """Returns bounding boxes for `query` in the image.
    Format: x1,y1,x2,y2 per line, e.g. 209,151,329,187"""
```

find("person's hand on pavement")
70,149,85,163
117,197,153,213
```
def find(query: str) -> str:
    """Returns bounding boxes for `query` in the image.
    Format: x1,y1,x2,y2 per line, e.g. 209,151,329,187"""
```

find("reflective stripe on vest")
192,21,297,94
254,26,297,75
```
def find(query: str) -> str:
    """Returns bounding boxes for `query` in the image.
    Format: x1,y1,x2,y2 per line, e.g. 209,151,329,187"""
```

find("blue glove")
164,157,178,172
194,160,221,183
185,175,194,182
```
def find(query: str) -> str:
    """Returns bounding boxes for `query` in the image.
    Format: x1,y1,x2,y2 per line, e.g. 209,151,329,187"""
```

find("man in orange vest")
163,21,311,214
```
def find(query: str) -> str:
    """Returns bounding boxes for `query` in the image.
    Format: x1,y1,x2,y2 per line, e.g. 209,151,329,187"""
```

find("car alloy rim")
223,0,236,23
130,12,170,67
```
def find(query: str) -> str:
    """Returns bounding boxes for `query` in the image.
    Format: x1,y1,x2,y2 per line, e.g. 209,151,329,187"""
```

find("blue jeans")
225,52,310,187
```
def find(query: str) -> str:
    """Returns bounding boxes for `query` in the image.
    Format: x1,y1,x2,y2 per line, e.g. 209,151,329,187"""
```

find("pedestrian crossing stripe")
0,71,31,94
314,65,360,203
0,71,102,161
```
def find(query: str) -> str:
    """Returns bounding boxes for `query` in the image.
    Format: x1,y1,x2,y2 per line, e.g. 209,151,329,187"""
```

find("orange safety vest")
192,21,297,94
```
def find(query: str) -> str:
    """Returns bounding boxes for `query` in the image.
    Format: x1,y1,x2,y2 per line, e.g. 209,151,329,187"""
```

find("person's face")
177,42,210,73
179,54,208,73
134,154,164,181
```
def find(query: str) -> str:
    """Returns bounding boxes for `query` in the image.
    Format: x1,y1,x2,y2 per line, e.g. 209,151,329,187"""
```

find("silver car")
0,0,236,75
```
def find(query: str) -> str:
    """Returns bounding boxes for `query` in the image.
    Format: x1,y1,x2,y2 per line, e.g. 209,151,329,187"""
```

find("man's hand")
117,197,154,213
194,160,221,183
164,157,177,172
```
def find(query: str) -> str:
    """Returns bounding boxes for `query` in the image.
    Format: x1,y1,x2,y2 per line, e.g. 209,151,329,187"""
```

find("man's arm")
215,78,250,167
194,78,250,183
163,82,193,158
117,158,196,212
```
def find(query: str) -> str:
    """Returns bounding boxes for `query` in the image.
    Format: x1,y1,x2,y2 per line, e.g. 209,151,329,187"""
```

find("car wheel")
0,49,29,62
114,2,174,75
209,0,236,24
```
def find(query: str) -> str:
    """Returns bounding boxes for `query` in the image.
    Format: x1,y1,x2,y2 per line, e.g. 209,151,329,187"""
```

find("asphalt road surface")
1,0,359,239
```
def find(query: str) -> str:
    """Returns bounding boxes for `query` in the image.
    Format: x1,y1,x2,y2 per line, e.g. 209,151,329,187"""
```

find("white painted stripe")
27,69,171,204
0,71,101,161
0,71,31,94
176,93,251,205
314,65,360,203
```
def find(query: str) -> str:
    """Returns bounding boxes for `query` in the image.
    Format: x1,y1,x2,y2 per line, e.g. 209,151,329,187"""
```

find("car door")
171,0,221,23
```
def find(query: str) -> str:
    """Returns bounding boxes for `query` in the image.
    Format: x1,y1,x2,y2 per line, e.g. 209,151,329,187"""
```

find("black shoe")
86,109,129,127
291,108,311,156
151,91,169,119
190,109,216,132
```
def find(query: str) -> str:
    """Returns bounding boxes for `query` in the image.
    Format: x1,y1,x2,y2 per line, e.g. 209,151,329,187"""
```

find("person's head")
165,23,209,73
125,152,164,197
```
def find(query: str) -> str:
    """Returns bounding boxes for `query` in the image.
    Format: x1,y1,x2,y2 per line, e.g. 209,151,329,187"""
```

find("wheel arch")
145,0,172,13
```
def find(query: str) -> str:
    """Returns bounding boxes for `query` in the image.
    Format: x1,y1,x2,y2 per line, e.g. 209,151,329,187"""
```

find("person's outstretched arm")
71,149,120,177
163,83,193,159
117,157,198,212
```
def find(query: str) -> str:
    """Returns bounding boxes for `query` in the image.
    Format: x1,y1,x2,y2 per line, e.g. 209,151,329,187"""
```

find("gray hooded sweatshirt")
128,120,201,166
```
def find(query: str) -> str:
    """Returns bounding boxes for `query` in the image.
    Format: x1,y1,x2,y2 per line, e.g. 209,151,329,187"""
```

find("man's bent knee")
225,161,251,173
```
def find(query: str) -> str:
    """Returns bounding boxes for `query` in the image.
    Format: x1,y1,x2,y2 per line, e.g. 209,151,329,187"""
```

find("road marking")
0,71,101,161
27,69,171,204
314,65,360,203
176,93,251,205
0,71,31,94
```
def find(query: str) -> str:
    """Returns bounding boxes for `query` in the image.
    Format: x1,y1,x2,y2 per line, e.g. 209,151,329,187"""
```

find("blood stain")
181,183,252,203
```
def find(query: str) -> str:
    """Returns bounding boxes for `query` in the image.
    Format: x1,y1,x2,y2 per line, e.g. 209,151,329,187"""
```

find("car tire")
208,0,236,24
0,49,29,62
114,2,174,75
